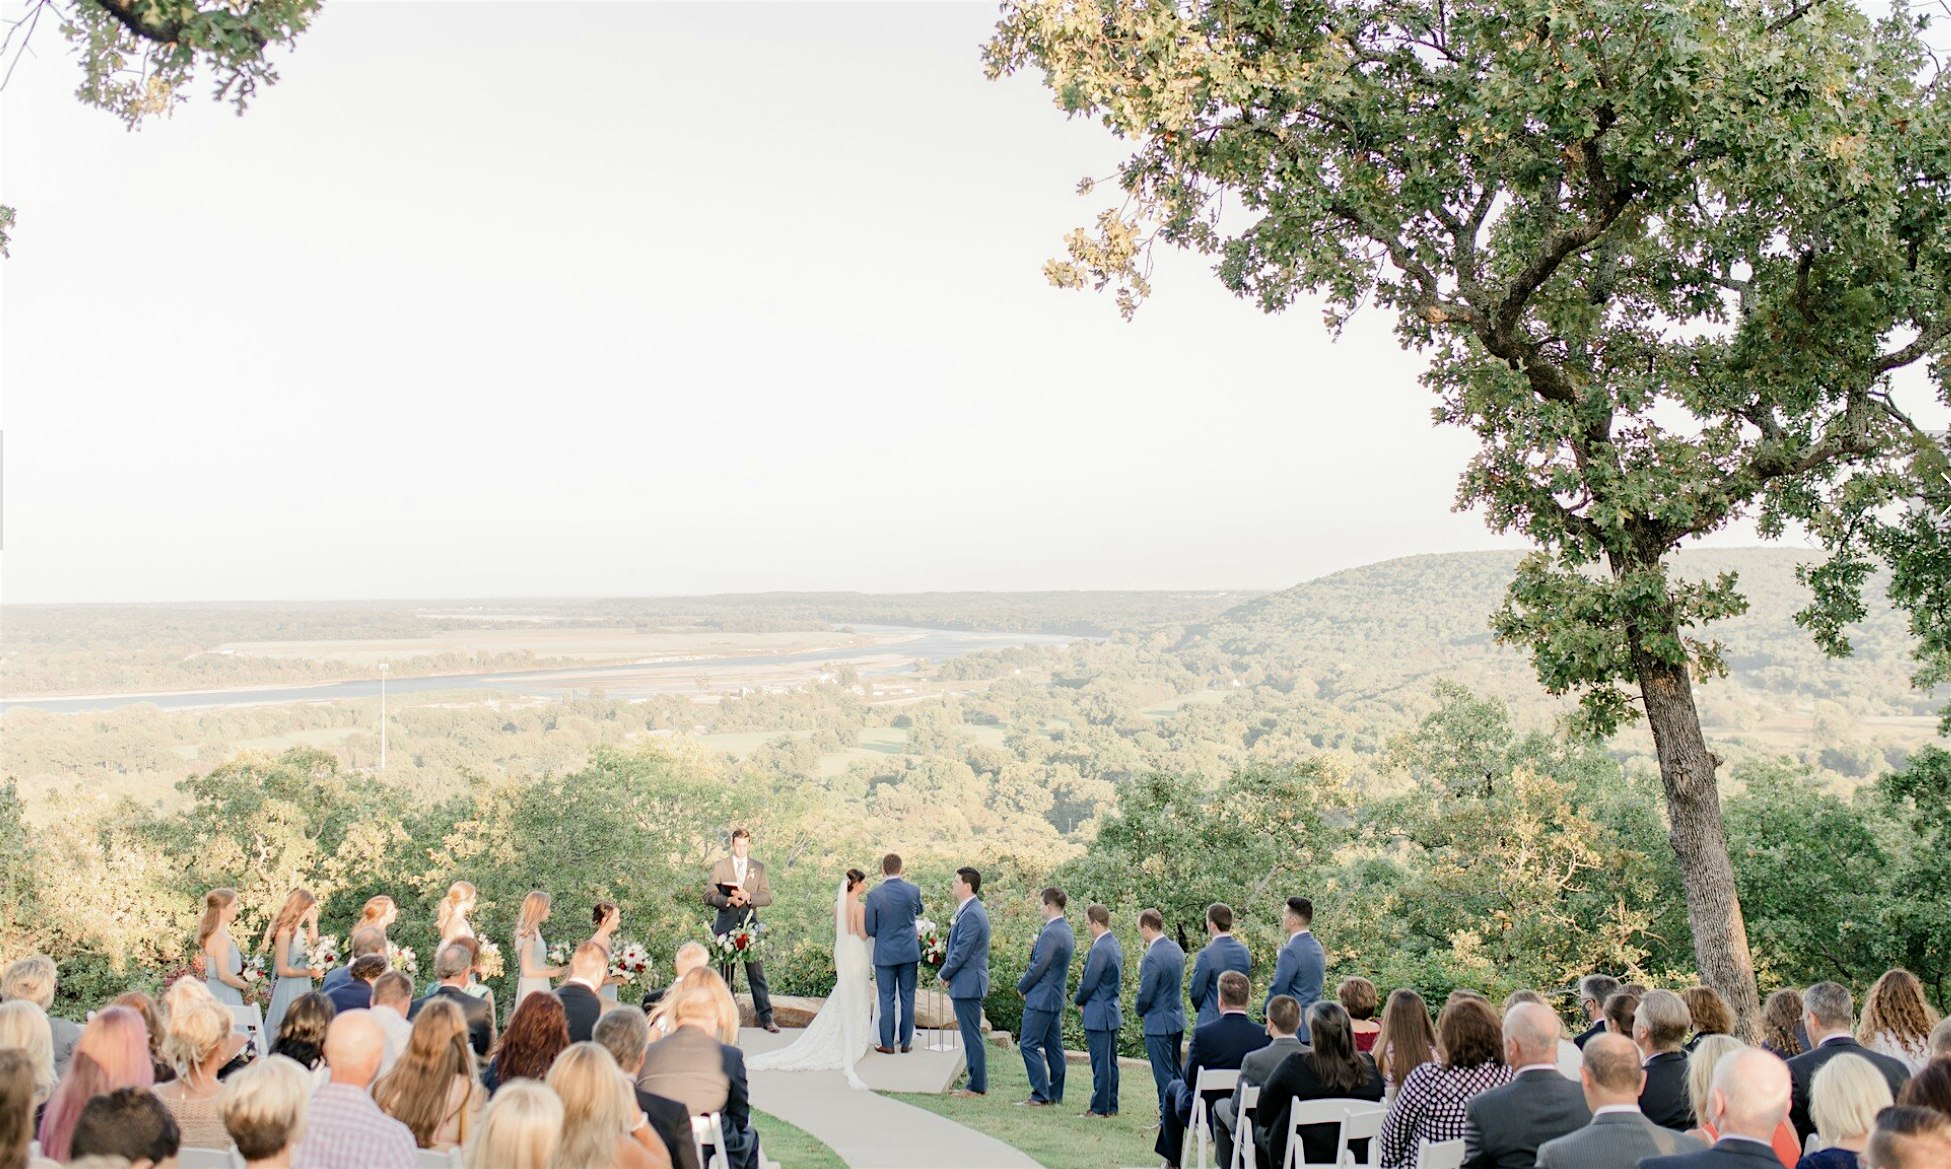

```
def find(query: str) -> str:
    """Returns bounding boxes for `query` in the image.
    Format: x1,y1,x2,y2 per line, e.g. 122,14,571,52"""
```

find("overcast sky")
1,2,1941,603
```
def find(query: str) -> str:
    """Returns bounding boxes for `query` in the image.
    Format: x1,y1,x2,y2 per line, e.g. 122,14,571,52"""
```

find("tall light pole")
378,662,389,773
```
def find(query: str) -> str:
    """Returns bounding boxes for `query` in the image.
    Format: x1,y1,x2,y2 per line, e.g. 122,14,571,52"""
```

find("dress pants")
875,963,917,1048
1086,1028,1120,1115
719,957,773,1025
953,996,986,1093
1019,1007,1065,1103
1145,1031,1184,1121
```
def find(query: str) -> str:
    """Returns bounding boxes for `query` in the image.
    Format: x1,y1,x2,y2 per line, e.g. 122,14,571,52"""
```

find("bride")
746,867,874,1090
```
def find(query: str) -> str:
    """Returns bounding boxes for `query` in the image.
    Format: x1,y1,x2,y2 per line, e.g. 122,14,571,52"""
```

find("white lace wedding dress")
746,878,874,1090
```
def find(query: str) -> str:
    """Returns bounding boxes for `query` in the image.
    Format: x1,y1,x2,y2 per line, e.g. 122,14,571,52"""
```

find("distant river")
0,625,1077,715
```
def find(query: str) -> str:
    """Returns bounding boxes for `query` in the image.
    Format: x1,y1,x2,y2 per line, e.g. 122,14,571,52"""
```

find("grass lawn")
752,1106,847,1169
886,1047,1160,1169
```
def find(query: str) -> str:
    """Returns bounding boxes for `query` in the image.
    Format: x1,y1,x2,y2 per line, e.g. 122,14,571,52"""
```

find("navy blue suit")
864,876,923,1049
1155,1011,1270,1164
1015,915,1075,1104
1075,931,1124,1116
1188,935,1251,1029
1263,930,1325,1040
1136,934,1188,1122
938,897,991,1093
324,979,372,1015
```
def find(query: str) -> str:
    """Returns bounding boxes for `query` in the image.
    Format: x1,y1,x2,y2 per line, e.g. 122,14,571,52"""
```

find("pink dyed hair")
35,1005,155,1160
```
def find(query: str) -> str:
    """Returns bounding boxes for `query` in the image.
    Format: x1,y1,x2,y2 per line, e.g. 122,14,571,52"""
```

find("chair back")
227,1002,266,1058
416,1149,463,1169
1415,1137,1466,1169
1338,1102,1387,1168
177,1148,242,1169
1227,1084,1263,1169
692,1111,731,1169
1188,1068,1242,1169
1805,1133,1823,1155
1282,1099,1353,1169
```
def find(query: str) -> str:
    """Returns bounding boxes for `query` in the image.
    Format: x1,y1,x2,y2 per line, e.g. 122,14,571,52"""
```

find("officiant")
706,827,778,1033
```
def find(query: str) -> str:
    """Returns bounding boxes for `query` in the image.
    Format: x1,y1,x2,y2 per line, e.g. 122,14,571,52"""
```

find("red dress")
1354,1022,1380,1054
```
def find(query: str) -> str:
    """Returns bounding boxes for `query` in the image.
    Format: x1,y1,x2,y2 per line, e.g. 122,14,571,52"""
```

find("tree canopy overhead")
988,0,1951,1026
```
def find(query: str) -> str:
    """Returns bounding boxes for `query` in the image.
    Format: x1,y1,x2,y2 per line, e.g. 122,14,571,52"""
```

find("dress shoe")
900,1044,912,1053
873,1045,895,1054
949,1088,985,1098
763,1022,780,1033
1015,1098,1050,1107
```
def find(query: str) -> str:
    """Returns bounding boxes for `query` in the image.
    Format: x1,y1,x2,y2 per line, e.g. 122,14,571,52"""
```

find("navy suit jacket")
1016,916,1075,1014
1075,932,1124,1032
1264,930,1326,1038
864,878,924,967
939,897,990,1000
325,980,372,1015
1786,1038,1912,1142
1188,936,1252,1029
1136,936,1188,1036
1185,1012,1271,1094
1642,1136,1794,1169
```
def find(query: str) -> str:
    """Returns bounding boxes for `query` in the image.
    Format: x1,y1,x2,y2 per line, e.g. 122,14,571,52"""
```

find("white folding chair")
1338,1103,1387,1168
416,1149,462,1169
1415,1138,1466,1169
1227,1084,1261,1169
1805,1133,1823,1155
1282,1099,1352,1169
226,1002,266,1058
176,1148,241,1169
692,1112,731,1169
1187,1068,1241,1169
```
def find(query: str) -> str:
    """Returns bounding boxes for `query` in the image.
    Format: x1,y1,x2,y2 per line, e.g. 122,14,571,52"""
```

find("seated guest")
1339,978,1381,1054
646,969,717,1042
369,971,415,1074
411,944,496,1060
320,927,387,995
1213,995,1305,1160
546,1043,669,1169
1462,1001,1589,1168
1931,1019,1951,1061
1504,990,1580,1080
109,994,171,1085
638,975,758,1169
267,993,333,1075
1374,989,1437,1097
1537,1034,1706,1169
372,998,484,1151
1575,976,1622,1050
1683,987,1736,1052
1378,996,1512,1169
642,942,712,1017
1862,1106,1951,1169
36,1005,154,1161
220,1056,311,1169
0,1001,56,1114
159,978,251,1081
69,1088,180,1168
485,992,570,1096
463,1079,562,1169
1643,1047,1795,1169
1797,1053,1897,1169
1635,990,1696,1131
1155,970,1268,1169
1261,1001,1385,1169
1,957,79,1078
1857,970,1940,1074
1896,1058,1950,1115
1604,990,1641,1038
1788,983,1913,1144
153,997,236,1148
556,943,609,1045
1763,991,1810,1060
0,1050,59,1169
292,1010,416,1169
594,1008,699,1169
1686,1036,1800,1166
325,956,387,1016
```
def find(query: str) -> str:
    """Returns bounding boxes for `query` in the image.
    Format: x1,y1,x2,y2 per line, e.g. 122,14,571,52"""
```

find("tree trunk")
1625,614,1762,1037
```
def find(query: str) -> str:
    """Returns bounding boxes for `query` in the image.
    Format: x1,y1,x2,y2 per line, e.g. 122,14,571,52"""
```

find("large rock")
734,987,989,1032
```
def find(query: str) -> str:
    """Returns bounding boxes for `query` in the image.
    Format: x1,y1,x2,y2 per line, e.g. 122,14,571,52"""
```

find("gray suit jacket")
1464,1067,1592,1168
49,1016,81,1077
1220,1034,1305,1141
1534,1109,1708,1169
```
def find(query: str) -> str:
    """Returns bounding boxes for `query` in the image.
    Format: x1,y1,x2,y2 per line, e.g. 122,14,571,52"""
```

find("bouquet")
608,940,652,986
386,942,419,977
713,919,766,960
917,918,948,966
242,955,271,1005
474,939,505,980
546,943,569,968
308,934,342,979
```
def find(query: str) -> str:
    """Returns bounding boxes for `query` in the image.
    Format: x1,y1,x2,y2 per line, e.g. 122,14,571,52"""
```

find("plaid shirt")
292,1082,418,1169
1379,1060,1516,1168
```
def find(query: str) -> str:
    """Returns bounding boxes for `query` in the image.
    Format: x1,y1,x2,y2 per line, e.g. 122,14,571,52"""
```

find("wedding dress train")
746,879,874,1090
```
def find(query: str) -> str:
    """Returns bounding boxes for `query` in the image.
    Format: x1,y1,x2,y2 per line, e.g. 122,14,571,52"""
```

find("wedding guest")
36,1006,153,1161
268,993,333,1074
1014,886,1074,1109
1931,1019,1951,1060
557,944,609,1045
484,992,569,1096
154,996,236,1147
370,972,415,1075
108,993,170,1084
1462,1001,1590,1167
1574,976,1621,1050
1377,996,1513,1169
438,882,478,945
69,1088,180,1167
1681,987,1736,1053
159,978,250,1078
325,956,386,1016
1896,1058,1951,1115
0,1050,58,1169
546,1043,669,1169
1263,1001,1386,1169
1643,1047,1795,1169
1135,907,1186,1126
1858,970,1940,1074
1535,1034,1707,1169
1374,989,1438,1097
1789,983,1913,1144
410,944,495,1060
1604,990,1641,1039
292,1010,415,1169
1635,990,1696,1131
513,891,565,1010
589,902,628,1006
646,969,719,1043
1263,897,1325,1041
643,944,709,1021
199,888,252,1007
1155,970,1268,1169
1188,903,1251,1030
1684,1035,1799,1165
1798,1054,1897,1169
463,1079,561,1169
1764,990,1810,1060
373,998,483,1151
1075,903,1123,1118
1214,994,1305,1162
1341,977,1382,1054
221,1055,311,1169
0,1002,55,1112
638,975,757,1169
1,957,79,1077
593,1008,700,1169
1863,1107,1951,1169
1504,989,1581,1079
320,927,388,995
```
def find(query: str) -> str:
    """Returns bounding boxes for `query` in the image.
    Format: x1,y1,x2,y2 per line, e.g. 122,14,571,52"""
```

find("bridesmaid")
587,901,625,1004
437,881,477,945
355,894,399,942
261,888,319,1039
199,888,250,1006
513,891,564,1009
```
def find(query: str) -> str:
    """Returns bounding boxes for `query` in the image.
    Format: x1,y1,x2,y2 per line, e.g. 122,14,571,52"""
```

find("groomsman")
1075,904,1124,1118
1189,903,1251,1030
1015,887,1075,1107
1264,896,1325,1041
938,867,992,1098
705,827,778,1033
1135,908,1187,1125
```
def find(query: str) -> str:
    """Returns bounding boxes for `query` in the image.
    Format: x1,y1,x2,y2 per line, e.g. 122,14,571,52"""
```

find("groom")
938,866,991,1098
864,852,923,1054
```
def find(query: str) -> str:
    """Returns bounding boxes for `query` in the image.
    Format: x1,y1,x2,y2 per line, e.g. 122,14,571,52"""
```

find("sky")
0,1,1941,603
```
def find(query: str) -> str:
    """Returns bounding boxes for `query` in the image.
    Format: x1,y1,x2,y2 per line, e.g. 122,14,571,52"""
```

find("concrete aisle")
742,1028,1042,1169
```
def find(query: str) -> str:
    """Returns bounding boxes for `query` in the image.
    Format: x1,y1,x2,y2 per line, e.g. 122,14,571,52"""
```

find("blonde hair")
1812,1052,1896,1144
516,891,552,942
465,1078,562,1169
373,997,480,1149
261,888,317,953
1687,1034,1744,1122
221,1053,311,1161
162,972,218,1019
672,969,740,1045
0,1001,55,1103
438,882,477,939
1859,969,1941,1049
543,1043,635,1169
162,1000,233,1077
0,956,57,1009
198,888,238,947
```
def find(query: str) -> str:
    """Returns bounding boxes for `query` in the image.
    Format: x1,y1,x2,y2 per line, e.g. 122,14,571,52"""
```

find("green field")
888,1050,1157,1169
751,1107,846,1169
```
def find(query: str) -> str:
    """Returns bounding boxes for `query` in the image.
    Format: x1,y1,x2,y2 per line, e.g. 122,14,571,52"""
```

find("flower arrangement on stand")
308,934,342,980
917,919,948,967
713,919,767,962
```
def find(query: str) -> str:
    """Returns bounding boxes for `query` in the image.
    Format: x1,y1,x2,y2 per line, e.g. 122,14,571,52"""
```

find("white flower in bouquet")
714,920,764,959
309,933,342,977
546,943,569,967
474,939,505,980
242,954,267,984
609,940,652,985
386,942,419,976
